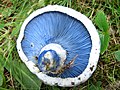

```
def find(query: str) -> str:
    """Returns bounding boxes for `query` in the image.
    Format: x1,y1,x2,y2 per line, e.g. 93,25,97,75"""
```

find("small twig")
55,54,78,75
64,54,78,69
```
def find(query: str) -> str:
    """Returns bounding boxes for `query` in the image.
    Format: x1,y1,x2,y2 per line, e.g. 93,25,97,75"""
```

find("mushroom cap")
17,5,100,87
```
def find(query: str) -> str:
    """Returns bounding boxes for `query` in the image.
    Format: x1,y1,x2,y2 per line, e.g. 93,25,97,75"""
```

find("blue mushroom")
17,5,100,87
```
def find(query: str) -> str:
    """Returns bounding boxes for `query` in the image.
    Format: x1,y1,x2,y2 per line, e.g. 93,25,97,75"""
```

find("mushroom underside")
21,11,92,78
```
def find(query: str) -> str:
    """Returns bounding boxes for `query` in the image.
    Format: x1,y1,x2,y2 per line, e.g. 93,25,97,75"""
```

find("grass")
0,0,120,90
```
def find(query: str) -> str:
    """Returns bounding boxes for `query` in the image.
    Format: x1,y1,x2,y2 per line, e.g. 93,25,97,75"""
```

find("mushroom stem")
38,43,67,74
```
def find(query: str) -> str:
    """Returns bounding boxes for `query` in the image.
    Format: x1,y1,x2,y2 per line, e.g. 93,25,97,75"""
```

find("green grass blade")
7,60,41,90
0,54,41,90
0,63,4,87
95,10,109,33
0,74,3,87
0,87,9,90
101,32,110,54
114,50,120,61
95,11,110,54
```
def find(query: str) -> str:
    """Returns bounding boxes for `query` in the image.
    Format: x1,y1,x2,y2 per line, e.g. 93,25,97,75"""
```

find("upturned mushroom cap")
17,5,100,87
